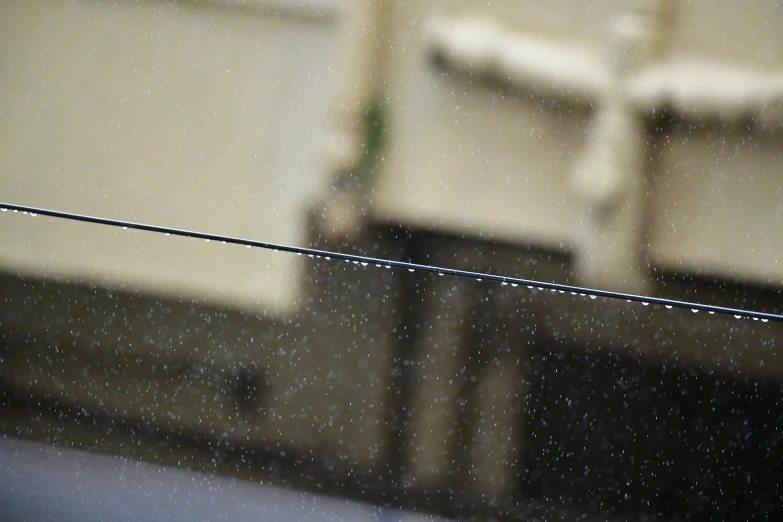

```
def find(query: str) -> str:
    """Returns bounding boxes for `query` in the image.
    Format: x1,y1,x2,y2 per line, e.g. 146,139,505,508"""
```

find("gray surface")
0,437,449,522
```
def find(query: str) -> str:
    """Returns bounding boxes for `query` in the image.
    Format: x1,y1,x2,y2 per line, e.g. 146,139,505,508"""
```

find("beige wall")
5,0,783,304
373,0,783,289
0,0,340,316
373,0,598,251
669,0,783,71
648,0,783,286
649,128,783,286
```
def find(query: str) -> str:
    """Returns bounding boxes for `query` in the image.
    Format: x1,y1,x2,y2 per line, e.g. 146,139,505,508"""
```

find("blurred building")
1,0,782,520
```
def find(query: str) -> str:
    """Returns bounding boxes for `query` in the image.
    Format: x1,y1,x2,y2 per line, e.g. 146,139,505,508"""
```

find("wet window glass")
1,1,782,521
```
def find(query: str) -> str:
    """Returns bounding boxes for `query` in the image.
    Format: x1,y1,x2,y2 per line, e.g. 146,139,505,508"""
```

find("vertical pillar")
569,0,678,293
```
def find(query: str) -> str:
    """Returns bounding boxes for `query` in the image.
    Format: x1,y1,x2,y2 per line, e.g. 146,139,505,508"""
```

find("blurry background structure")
1,0,782,520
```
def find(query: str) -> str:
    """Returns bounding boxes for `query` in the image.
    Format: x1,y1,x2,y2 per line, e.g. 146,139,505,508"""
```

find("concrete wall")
373,0,783,291
0,0,340,316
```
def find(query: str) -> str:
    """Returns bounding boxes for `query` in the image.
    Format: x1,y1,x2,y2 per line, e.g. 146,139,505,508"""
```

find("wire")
2,201,782,323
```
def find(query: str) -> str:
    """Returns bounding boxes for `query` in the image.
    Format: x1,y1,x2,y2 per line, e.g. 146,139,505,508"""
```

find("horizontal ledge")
425,17,608,105
626,61,783,127
426,17,783,128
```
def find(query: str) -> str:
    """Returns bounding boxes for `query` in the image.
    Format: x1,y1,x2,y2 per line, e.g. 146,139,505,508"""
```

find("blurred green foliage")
354,99,387,178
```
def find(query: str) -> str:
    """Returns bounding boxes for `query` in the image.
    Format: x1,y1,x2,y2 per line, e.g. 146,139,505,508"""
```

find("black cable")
2,201,782,323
